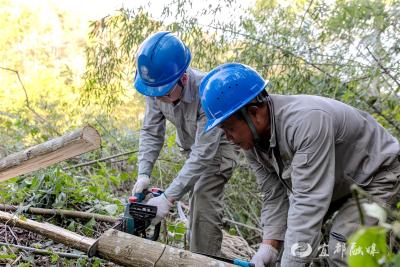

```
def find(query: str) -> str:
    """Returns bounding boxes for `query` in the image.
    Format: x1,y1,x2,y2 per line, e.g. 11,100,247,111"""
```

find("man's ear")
181,73,188,86
247,105,259,121
247,105,266,129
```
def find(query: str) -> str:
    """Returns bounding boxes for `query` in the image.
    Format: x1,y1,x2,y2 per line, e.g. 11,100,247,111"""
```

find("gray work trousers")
327,157,400,266
187,143,238,257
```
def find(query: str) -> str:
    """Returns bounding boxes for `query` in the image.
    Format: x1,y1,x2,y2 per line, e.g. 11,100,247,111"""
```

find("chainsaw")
120,189,255,267
120,187,163,241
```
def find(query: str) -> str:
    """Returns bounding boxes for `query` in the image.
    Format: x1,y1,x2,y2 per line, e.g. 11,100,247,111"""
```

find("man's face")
157,82,183,103
157,73,187,104
220,115,255,150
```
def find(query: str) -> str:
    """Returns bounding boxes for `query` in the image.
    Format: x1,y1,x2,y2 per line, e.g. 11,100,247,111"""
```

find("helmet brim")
134,74,177,97
203,80,269,133
204,117,224,132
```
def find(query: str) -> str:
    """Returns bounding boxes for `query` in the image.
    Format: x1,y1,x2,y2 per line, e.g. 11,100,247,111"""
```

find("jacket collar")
180,67,196,104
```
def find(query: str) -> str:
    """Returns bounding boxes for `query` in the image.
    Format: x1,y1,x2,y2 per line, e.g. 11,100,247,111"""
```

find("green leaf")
53,192,67,208
348,226,389,267
119,172,129,182
67,220,76,232
175,222,186,234
91,258,102,267
167,224,175,233
83,217,96,237
174,233,184,241
109,175,119,186
389,253,400,267
50,252,59,263
229,228,237,235
0,253,16,259
103,204,118,215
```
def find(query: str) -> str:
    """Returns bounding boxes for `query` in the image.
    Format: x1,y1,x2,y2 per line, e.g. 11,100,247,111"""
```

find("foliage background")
0,0,399,266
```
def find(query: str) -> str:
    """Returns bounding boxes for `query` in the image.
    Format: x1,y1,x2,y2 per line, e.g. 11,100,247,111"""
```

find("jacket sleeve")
138,97,166,176
164,109,222,200
281,110,336,266
244,150,289,241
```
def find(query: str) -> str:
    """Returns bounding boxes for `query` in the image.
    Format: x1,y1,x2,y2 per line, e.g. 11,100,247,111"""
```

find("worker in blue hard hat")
199,63,400,267
132,32,239,256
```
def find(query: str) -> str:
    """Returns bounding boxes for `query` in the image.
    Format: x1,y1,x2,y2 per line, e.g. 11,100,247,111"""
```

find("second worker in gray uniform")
131,31,238,256
199,63,400,266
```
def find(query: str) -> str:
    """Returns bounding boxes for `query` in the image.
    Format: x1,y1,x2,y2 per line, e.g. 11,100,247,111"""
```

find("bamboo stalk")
64,150,137,170
0,241,88,259
0,204,117,223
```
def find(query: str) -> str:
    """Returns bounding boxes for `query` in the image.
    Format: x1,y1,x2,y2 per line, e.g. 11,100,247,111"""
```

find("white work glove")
131,174,150,195
146,193,173,225
251,244,279,267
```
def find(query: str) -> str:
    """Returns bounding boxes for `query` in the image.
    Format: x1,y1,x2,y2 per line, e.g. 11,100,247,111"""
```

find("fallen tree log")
0,211,235,266
0,211,95,252
0,125,101,182
91,229,236,266
0,204,257,261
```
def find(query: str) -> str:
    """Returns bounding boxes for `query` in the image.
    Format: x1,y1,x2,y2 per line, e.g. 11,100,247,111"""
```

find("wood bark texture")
0,125,100,182
0,212,234,266
95,229,235,267
0,210,95,252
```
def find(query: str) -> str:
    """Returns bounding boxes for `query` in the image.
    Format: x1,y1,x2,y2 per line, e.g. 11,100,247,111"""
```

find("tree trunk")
0,125,100,182
0,211,235,266
93,229,235,267
0,210,95,252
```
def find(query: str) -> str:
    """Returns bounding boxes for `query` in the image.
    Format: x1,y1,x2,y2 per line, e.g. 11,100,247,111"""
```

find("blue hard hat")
199,63,268,132
134,31,191,97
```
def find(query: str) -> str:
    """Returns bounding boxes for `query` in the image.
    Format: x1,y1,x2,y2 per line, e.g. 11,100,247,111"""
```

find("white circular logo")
291,242,313,258
140,66,155,82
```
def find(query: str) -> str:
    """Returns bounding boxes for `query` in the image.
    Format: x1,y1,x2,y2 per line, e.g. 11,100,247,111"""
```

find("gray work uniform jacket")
244,94,400,266
138,67,230,200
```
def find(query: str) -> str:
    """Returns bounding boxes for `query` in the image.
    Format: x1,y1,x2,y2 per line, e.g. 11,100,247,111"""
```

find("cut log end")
0,125,101,182
82,125,101,148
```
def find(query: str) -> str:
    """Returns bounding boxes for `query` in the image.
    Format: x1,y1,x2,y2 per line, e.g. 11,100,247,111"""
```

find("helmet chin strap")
239,92,270,152
239,107,260,144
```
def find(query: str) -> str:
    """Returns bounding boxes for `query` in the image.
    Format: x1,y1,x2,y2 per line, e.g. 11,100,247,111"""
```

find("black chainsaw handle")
150,222,161,241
